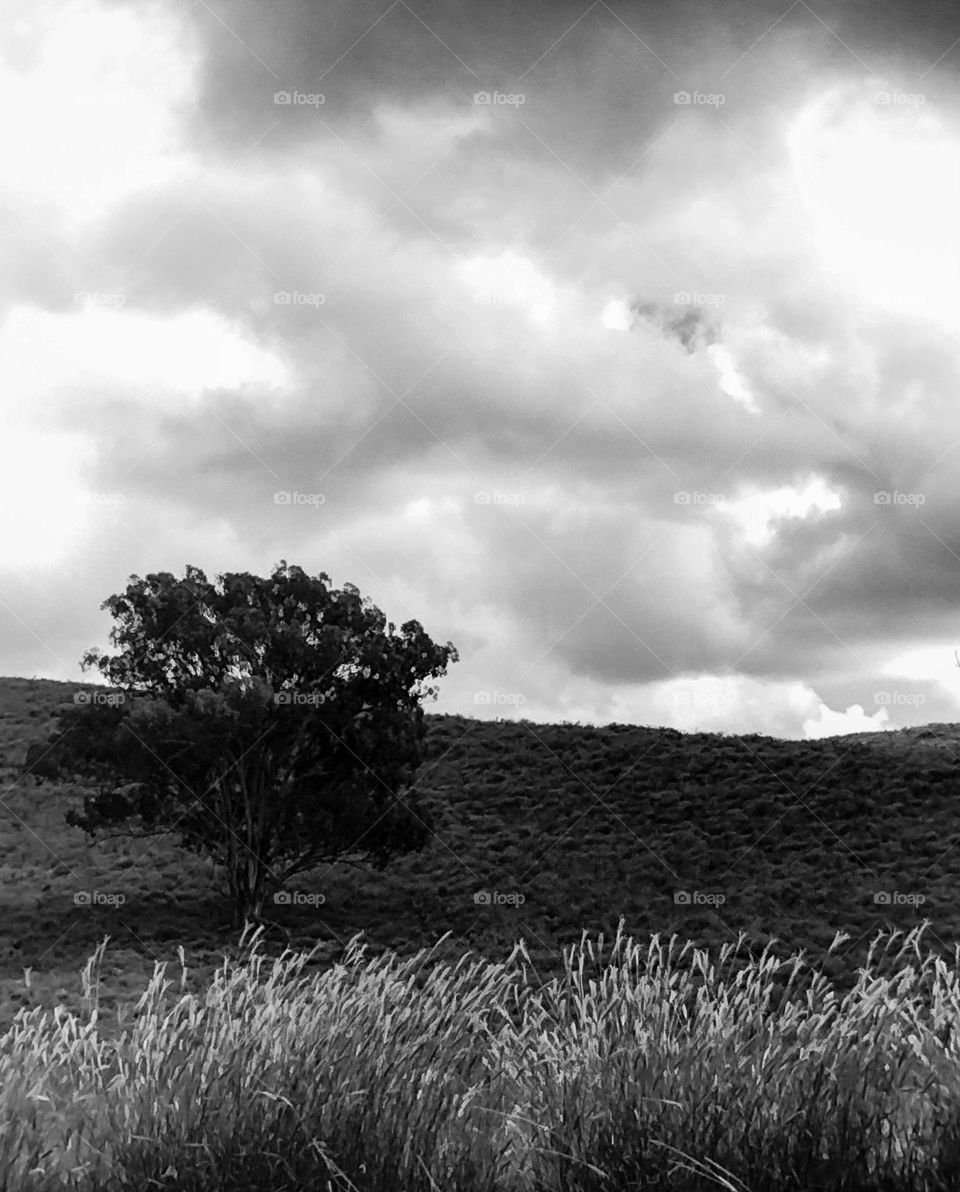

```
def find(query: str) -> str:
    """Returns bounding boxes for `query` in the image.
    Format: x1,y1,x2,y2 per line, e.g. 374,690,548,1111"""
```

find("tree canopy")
24,561,459,925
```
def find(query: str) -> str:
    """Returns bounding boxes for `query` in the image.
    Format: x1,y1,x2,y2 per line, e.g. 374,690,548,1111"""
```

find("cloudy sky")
3,0,960,739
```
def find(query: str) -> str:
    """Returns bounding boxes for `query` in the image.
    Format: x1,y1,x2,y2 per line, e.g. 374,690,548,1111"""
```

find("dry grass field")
4,675,960,1188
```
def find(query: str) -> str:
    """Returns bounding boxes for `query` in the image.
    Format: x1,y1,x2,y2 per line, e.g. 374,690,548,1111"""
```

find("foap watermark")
474,490,525,507
671,687,725,727
875,91,925,107
674,890,726,906
674,491,726,507
273,890,326,907
473,91,525,107
74,291,125,308
874,891,926,907
274,90,325,106
474,690,527,707
74,890,125,907
274,291,325,307
274,491,325,507
674,91,725,107
274,690,330,707
74,691,124,706
474,889,525,906
674,290,725,306
874,491,925,507
80,492,126,508
474,288,550,308
874,691,926,708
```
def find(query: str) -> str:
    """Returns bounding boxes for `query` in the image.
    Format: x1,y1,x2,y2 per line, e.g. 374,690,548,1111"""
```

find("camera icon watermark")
673,290,724,306
274,91,325,106
74,690,125,706
873,691,925,708
474,690,526,707
474,490,525,506
274,690,329,706
874,91,925,107
273,890,326,906
674,890,726,906
473,91,525,107
670,687,725,726
674,491,726,506
874,891,925,907
81,492,126,508
474,288,549,307
274,491,325,507
74,890,126,907
273,291,325,307
74,291,125,308
873,491,925,507
474,889,525,906
673,91,725,107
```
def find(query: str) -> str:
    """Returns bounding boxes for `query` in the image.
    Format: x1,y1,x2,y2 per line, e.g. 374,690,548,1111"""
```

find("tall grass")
2,921,960,1191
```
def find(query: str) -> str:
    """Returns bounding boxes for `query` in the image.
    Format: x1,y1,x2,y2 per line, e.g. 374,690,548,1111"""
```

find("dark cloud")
630,299,719,352
121,0,960,189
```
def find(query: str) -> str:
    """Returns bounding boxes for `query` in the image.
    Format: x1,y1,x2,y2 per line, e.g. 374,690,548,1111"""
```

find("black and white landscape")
4,2,960,1190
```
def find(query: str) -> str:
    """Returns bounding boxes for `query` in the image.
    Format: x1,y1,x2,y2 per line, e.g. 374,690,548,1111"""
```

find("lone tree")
24,562,458,926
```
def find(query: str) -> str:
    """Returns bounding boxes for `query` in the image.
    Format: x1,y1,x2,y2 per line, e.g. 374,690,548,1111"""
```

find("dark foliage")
20,562,458,925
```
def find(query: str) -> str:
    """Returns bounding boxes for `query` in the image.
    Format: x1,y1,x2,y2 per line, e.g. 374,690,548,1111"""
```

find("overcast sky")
3,0,960,739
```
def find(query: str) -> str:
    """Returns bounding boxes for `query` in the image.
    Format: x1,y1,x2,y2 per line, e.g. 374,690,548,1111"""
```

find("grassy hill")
1,674,959,1038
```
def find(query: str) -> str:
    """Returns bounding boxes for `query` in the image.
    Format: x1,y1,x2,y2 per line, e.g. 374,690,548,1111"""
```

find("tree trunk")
227,852,272,927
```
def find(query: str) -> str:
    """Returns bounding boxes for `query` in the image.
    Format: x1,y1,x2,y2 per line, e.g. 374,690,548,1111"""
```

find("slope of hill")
829,721,960,754
1,676,959,1036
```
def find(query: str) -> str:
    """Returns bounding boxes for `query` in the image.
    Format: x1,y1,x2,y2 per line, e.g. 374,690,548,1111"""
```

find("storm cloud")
3,0,960,737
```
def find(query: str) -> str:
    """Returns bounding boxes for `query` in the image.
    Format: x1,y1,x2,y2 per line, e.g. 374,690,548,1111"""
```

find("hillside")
829,722,960,752
1,675,959,1035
